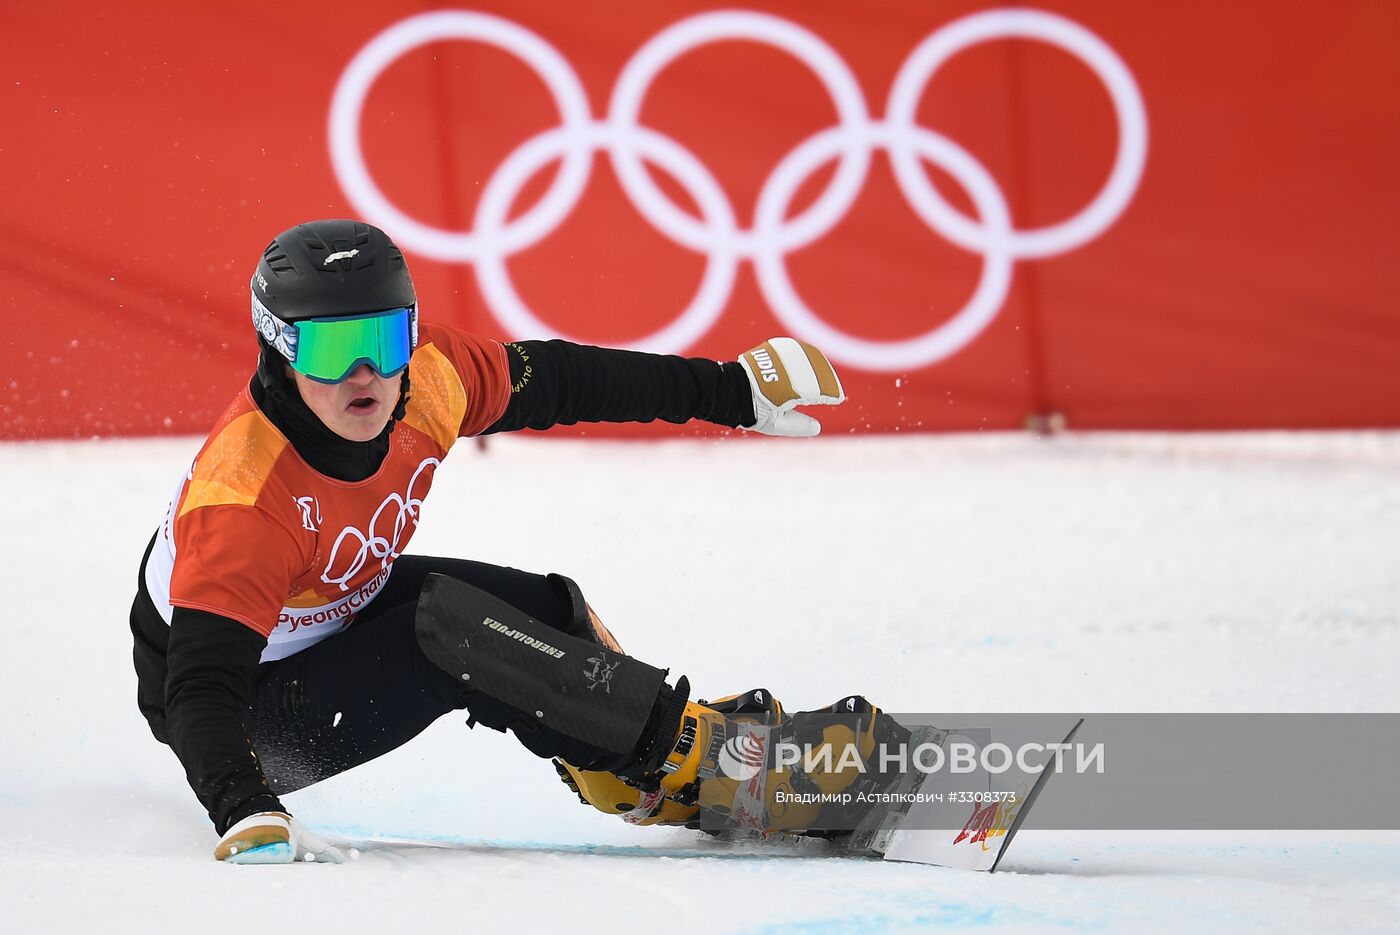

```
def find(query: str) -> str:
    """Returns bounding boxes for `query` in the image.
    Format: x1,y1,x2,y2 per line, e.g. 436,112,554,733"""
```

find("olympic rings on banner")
329,8,1147,370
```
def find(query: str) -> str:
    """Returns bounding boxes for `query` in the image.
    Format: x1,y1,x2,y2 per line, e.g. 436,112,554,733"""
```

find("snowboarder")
128,218,891,863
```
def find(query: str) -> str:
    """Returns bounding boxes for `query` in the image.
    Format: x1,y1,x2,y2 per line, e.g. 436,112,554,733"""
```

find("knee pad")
417,574,664,754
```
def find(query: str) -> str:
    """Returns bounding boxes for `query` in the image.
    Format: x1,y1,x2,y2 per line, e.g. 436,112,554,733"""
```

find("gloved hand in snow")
214,811,346,864
738,338,845,437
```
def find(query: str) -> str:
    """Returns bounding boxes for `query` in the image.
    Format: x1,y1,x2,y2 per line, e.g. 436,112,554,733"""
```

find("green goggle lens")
292,308,415,384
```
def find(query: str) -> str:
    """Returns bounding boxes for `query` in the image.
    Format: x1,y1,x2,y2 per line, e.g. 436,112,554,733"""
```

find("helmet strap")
392,368,411,422
255,340,292,405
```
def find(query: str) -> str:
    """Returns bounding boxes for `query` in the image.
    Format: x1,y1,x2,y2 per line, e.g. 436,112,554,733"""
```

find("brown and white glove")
738,338,845,437
214,811,346,864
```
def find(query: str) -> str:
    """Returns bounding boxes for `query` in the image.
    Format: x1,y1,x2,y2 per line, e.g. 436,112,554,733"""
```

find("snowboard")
838,718,1084,871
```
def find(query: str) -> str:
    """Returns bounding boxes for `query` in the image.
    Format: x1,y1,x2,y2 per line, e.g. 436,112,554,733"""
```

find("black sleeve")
482,340,756,435
165,607,285,835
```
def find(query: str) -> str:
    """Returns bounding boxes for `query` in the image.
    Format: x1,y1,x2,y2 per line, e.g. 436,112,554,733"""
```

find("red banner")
3,1,1398,439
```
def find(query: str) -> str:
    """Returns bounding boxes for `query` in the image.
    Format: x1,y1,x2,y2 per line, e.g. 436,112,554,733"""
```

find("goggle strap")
251,292,300,363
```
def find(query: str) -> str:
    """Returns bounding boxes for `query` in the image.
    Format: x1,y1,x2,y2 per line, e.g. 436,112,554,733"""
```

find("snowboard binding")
556,689,911,839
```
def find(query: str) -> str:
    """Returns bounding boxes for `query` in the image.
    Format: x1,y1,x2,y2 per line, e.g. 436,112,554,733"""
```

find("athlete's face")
290,364,400,443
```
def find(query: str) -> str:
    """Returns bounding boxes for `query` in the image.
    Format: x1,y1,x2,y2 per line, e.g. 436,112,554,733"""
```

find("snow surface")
2,431,1398,934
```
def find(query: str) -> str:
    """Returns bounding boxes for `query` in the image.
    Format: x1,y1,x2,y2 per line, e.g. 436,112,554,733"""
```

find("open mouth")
348,396,377,412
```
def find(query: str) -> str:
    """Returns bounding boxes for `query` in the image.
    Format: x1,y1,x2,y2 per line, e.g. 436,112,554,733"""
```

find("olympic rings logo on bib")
329,9,1147,371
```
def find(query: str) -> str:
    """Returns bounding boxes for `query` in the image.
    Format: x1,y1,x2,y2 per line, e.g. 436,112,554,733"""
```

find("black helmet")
250,219,416,426
251,218,415,324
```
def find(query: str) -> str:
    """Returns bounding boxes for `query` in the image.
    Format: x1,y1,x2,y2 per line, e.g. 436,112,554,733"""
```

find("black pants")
244,555,630,796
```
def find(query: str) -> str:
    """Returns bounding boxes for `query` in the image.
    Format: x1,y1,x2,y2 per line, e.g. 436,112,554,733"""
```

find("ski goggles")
252,295,418,384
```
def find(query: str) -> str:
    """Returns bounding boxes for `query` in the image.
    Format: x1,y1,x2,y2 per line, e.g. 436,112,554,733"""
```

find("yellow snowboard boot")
555,687,782,826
